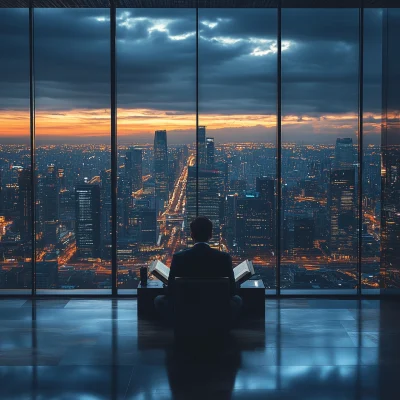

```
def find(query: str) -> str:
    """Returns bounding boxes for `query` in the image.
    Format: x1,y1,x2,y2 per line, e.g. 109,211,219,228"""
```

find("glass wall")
34,9,111,293
116,9,196,291
281,9,360,293
381,9,400,291
198,8,277,290
0,9,31,293
362,9,383,292
0,5,399,295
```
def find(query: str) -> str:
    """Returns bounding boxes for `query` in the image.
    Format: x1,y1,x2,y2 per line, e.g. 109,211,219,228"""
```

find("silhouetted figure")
154,216,242,325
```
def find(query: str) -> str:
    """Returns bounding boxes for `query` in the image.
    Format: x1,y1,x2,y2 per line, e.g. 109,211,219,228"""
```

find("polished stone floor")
0,298,399,399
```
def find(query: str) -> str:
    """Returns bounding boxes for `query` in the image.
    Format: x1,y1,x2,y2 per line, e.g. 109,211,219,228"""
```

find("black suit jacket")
167,243,236,297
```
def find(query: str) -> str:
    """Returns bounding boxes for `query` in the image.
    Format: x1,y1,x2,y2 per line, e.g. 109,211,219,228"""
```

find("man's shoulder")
173,246,231,259
172,248,191,259
208,247,231,260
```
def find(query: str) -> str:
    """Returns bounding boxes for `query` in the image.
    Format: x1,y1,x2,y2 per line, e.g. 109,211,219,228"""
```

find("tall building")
335,138,355,169
75,184,101,258
100,170,112,259
186,167,221,244
256,177,275,248
294,218,315,250
154,130,169,213
198,126,206,167
236,194,271,255
59,190,75,230
256,177,274,202
206,137,215,168
125,148,142,193
224,194,237,248
58,168,66,191
129,200,157,246
17,168,31,242
329,168,356,258
36,261,58,289
43,164,59,222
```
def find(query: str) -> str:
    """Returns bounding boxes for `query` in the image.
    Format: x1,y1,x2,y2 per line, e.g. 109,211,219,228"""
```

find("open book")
149,259,255,286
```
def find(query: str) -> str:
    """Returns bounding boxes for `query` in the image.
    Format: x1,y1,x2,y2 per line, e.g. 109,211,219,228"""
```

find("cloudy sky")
0,7,383,145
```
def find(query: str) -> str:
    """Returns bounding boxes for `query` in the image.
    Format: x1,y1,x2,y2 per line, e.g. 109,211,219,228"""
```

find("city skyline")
0,127,384,291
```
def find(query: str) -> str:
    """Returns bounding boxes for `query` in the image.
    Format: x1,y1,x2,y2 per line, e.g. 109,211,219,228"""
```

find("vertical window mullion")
276,2,282,296
111,2,117,296
358,6,364,296
30,3,36,297
196,5,199,218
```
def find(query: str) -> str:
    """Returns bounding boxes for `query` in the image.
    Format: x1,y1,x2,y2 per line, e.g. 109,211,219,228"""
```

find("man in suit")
154,216,242,323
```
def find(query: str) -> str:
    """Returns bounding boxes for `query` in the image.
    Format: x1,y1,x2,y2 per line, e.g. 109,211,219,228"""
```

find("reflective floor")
0,298,399,399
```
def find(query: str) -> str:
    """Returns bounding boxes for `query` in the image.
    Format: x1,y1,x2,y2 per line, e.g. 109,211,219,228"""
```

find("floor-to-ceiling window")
362,9,382,293
0,3,399,296
34,8,111,293
0,8,31,294
281,9,360,293
116,8,196,292
198,8,277,291
381,8,400,292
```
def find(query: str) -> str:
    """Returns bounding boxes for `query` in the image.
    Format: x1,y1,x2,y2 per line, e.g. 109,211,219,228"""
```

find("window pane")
381,9,400,291
0,9,31,294
362,9,382,293
198,9,277,291
117,9,196,292
34,9,111,293
281,9,359,293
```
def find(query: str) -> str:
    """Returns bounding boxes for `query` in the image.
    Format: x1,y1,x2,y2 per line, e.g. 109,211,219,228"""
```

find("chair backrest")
173,277,231,337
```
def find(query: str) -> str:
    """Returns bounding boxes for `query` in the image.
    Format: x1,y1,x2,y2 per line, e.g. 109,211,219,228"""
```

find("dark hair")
190,216,213,242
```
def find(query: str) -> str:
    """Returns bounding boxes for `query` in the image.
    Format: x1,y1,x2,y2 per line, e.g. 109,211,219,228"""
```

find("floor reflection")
0,298,398,399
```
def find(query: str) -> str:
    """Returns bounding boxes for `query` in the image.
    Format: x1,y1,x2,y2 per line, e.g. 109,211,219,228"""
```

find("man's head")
190,216,213,243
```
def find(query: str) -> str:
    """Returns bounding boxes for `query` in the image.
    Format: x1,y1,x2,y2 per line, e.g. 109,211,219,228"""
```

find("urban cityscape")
0,127,387,291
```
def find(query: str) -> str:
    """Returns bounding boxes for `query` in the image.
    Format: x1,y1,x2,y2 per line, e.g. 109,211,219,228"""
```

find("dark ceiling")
0,0,398,8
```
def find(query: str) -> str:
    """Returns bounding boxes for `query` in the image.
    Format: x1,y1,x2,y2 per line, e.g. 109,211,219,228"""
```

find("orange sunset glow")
0,108,381,139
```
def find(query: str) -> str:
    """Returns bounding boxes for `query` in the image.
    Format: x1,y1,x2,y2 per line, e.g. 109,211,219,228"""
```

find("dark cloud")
0,7,385,143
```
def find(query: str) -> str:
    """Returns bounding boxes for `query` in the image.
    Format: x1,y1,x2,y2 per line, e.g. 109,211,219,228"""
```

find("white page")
149,260,170,281
156,260,170,281
234,260,249,282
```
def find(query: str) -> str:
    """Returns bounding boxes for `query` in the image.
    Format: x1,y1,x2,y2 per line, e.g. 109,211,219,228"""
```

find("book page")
247,260,255,275
150,260,170,281
233,260,249,282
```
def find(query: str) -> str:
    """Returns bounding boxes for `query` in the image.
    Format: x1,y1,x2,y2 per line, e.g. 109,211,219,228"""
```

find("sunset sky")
0,8,383,145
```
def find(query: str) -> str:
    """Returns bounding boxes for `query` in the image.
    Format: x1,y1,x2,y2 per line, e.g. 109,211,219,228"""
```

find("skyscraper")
294,218,315,250
154,130,169,213
206,137,215,168
256,177,274,202
40,165,59,246
198,126,206,167
75,184,101,258
43,164,59,222
256,177,275,249
125,148,142,193
335,138,355,169
129,200,157,246
224,194,237,248
236,194,271,256
17,168,31,242
186,166,221,244
100,170,112,259
329,168,356,258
